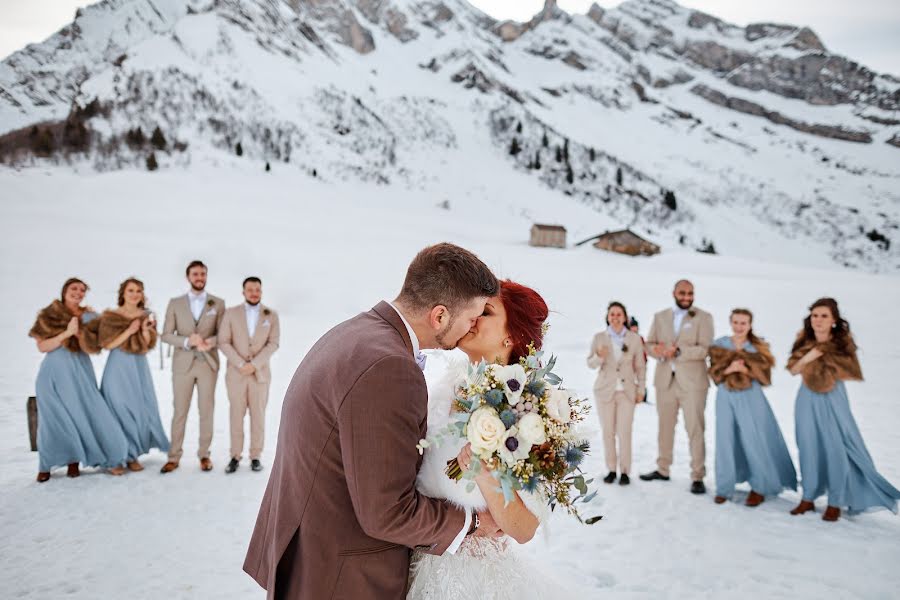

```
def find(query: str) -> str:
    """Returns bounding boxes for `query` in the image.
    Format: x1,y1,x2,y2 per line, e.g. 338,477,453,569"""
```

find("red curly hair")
498,280,549,364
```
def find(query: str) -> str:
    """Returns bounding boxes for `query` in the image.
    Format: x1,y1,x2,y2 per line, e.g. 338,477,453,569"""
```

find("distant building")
530,224,567,249
593,229,661,256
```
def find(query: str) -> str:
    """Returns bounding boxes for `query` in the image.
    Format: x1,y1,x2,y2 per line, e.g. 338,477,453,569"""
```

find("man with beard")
160,260,225,473
640,279,714,494
219,277,280,474
244,243,502,599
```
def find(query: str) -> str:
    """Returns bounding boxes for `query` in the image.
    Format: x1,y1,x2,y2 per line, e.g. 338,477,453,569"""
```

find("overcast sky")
0,0,897,75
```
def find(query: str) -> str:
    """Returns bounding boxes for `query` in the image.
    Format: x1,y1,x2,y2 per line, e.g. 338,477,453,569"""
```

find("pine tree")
146,152,158,171
663,190,677,211
516,121,523,134
589,147,596,161
235,142,243,156
542,131,549,148
509,137,521,156
265,162,271,172
150,126,166,150
312,168,317,178
534,151,541,170
615,166,623,187
555,146,563,162
566,163,574,185
563,138,569,163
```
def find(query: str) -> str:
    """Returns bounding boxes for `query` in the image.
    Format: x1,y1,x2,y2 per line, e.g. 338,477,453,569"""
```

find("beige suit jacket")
646,307,714,391
161,293,226,373
587,330,647,401
219,304,280,384
243,301,466,599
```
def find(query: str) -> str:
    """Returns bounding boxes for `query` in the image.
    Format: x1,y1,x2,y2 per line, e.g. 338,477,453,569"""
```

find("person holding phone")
97,277,170,471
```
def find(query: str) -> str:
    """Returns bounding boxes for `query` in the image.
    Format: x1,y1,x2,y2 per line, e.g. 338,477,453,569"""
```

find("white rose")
466,407,507,456
517,412,546,447
546,388,573,424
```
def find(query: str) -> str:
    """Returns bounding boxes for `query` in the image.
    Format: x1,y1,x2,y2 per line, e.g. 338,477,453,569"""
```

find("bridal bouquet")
417,345,600,523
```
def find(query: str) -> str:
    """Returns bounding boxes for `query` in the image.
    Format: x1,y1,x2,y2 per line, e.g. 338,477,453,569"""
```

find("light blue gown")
100,348,170,461
714,337,797,498
35,313,129,472
795,379,900,514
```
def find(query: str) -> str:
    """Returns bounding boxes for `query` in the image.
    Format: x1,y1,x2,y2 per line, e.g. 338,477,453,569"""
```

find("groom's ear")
428,305,448,330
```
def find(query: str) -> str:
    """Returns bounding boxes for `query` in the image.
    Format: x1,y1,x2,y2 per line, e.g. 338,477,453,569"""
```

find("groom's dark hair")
397,243,498,313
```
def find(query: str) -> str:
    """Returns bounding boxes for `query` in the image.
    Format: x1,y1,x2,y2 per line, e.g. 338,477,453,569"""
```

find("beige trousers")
597,390,636,474
169,361,217,461
226,370,270,460
655,375,708,481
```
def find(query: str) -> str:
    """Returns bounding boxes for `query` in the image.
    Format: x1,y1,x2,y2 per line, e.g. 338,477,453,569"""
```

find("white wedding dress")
407,356,556,600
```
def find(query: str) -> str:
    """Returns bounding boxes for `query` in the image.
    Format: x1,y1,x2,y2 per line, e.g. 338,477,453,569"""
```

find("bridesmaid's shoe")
790,500,816,515
66,463,80,478
108,466,126,476
714,496,727,504
251,459,263,472
618,474,630,486
745,491,765,507
200,457,213,472
36,472,51,483
127,461,144,472
603,471,617,484
823,506,841,522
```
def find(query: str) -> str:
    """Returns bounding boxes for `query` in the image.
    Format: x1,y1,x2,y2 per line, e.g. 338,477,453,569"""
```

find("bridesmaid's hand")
64,316,79,338
803,348,823,364
126,318,142,334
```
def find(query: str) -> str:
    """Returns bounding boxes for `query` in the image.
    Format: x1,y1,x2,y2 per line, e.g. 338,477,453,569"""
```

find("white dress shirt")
245,302,261,338
184,290,208,349
385,301,470,555
671,305,689,371
608,325,626,391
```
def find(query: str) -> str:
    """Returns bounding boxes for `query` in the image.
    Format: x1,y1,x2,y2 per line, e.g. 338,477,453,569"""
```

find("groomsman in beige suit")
640,280,714,494
160,260,225,473
219,277,280,474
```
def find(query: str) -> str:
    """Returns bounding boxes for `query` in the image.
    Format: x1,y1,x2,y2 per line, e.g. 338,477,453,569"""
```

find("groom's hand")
473,510,503,538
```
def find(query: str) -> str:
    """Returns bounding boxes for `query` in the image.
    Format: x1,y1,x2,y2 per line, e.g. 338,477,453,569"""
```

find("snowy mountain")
0,0,898,272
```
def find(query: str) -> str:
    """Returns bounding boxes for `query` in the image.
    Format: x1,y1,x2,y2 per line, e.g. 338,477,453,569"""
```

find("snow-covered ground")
1,165,899,599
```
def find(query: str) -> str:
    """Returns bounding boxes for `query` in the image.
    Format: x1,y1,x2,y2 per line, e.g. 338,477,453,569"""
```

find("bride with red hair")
408,280,575,599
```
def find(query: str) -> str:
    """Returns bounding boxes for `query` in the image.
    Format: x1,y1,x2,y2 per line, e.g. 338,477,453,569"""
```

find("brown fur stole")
786,336,863,393
28,300,94,353
708,342,775,390
96,310,157,355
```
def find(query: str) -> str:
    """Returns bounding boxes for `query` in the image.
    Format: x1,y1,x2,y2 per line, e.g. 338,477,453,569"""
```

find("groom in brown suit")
640,279,714,494
160,260,225,473
219,276,280,474
244,243,502,599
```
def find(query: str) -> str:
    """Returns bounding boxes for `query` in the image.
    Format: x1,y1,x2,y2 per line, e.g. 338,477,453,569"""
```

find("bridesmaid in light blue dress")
98,277,170,471
709,308,796,506
787,297,900,522
29,278,129,482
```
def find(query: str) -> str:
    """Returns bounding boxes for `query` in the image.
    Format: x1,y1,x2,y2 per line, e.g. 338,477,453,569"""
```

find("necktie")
415,351,427,371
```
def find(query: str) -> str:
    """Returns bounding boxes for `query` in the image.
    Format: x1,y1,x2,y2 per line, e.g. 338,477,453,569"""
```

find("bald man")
640,280,714,494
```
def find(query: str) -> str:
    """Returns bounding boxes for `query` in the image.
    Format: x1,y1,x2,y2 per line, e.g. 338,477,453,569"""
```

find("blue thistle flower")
485,389,504,407
499,409,517,428
522,476,539,493
525,380,545,397
565,445,585,468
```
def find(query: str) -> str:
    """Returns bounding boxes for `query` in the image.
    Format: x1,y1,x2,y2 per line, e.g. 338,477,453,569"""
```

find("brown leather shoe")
200,457,213,472
790,500,815,515
126,461,144,472
714,496,727,504
823,506,841,522
745,491,765,507
108,465,126,476
160,461,179,474
66,463,80,478
37,472,51,483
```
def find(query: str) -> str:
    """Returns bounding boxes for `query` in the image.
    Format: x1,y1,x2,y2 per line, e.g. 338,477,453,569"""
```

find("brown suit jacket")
243,301,466,599
161,293,225,372
219,304,280,383
647,307,714,391
587,330,647,401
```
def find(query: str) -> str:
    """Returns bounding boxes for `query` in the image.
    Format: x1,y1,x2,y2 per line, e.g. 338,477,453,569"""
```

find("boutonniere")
622,344,629,353
206,299,215,307
688,310,696,318
263,308,270,316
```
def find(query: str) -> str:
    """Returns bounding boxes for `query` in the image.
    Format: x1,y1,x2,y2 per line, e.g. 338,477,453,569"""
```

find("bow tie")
415,351,427,371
